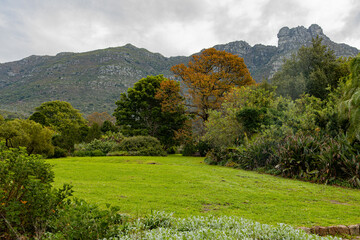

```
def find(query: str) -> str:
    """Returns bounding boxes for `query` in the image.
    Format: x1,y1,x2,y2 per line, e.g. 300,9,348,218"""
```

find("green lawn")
47,155,360,227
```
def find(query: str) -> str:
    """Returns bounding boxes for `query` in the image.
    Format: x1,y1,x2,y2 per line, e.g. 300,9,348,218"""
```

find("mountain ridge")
0,24,358,115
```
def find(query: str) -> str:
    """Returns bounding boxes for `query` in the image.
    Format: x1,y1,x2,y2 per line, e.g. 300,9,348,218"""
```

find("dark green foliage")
271,133,360,187
101,120,119,133
236,107,269,135
118,136,166,156
181,142,198,156
196,140,211,157
236,137,279,170
0,142,73,239
45,198,128,239
85,123,102,142
272,37,350,100
114,75,186,149
205,148,235,166
52,146,68,158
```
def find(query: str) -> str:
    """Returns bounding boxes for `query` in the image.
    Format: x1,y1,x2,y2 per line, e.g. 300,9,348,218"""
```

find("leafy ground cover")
47,155,360,227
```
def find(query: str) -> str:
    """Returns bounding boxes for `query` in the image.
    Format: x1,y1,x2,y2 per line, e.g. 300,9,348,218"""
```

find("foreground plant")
109,211,340,240
0,142,73,239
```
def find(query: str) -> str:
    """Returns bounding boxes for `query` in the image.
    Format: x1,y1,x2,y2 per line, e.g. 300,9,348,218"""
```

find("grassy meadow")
47,155,360,227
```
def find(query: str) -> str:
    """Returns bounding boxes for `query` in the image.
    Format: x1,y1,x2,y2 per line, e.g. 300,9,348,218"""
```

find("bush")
45,199,128,239
271,132,360,187
51,146,68,158
181,142,198,156
75,139,117,156
0,142,73,239
106,151,129,156
118,136,166,156
236,137,280,170
73,150,106,157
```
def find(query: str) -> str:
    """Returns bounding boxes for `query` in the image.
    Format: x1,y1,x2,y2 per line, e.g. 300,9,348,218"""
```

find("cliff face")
0,24,358,115
214,24,359,80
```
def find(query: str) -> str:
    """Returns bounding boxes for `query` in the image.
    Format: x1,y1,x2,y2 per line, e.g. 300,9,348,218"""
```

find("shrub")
118,136,166,156
0,142,73,239
112,212,340,240
45,199,128,239
101,131,124,144
181,142,198,156
271,132,360,187
75,139,117,156
106,151,129,156
51,146,68,158
271,132,324,180
73,150,106,157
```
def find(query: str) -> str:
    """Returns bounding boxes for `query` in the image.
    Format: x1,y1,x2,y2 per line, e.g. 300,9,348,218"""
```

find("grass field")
47,155,360,227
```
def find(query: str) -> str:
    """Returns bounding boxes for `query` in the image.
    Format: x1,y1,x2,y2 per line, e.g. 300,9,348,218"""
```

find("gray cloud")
0,0,359,63
332,1,360,47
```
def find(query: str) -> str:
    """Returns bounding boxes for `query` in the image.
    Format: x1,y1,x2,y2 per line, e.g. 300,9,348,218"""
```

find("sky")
0,0,359,63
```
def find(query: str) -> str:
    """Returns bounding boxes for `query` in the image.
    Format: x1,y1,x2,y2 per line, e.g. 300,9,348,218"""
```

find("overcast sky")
0,0,359,63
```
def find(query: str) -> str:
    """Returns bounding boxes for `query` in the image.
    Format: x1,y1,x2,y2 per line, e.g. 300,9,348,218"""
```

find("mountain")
0,24,358,116
213,24,359,80
0,44,187,115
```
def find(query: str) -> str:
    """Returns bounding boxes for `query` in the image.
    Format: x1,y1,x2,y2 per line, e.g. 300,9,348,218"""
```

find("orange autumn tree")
155,79,185,113
171,48,255,122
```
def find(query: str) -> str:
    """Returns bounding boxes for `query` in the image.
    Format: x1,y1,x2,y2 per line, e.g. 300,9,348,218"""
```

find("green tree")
339,54,360,141
100,120,118,133
85,123,102,142
114,75,187,148
0,119,54,157
272,37,350,99
204,86,275,148
29,101,88,151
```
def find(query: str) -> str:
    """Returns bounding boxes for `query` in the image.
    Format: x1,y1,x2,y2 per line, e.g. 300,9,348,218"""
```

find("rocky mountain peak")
277,24,329,52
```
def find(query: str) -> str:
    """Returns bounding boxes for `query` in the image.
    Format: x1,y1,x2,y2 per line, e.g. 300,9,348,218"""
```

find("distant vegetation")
1,40,360,239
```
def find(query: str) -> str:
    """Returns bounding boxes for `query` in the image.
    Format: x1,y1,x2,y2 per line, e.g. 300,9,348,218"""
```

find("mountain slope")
0,24,358,115
0,44,187,115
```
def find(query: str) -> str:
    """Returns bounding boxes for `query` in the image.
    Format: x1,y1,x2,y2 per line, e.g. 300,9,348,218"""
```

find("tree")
85,123,102,142
204,86,275,148
171,48,254,122
87,112,115,126
272,37,350,99
114,75,187,148
100,120,118,133
339,54,360,141
0,119,54,157
29,101,88,151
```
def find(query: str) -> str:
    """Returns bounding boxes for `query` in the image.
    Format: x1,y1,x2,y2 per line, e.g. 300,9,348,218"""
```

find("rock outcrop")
214,24,359,80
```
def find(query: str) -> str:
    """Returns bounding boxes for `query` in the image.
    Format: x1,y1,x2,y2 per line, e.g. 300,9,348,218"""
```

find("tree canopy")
272,37,350,100
339,54,360,141
171,48,254,122
29,101,88,151
0,119,54,156
113,75,187,148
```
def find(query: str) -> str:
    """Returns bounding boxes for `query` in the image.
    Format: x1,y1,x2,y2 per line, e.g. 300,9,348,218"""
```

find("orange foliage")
87,112,115,126
155,79,184,113
171,48,254,122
